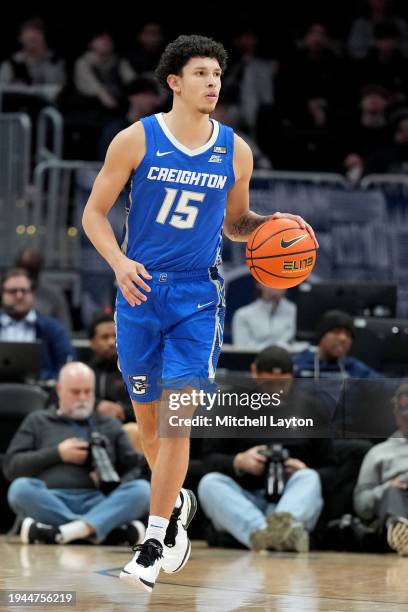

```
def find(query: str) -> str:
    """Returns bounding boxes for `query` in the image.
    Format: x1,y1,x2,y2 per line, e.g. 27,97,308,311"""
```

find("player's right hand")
113,256,152,306
58,438,89,464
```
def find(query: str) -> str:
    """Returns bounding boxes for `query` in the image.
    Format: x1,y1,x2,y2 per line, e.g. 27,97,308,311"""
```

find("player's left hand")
271,212,319,248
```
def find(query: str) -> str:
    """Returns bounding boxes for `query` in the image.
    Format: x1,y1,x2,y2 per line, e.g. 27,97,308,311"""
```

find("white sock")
59,520,93,543
144,515,169,546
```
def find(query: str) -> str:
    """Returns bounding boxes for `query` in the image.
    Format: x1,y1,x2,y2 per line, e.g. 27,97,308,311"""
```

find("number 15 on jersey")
155,188,205,230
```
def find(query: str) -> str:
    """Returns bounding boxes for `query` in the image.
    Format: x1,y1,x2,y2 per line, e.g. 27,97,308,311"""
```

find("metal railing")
0,108,63,267
252,169,348,186
361,174,408,189
31,160,102,268
0,113,31,196
36,107,63,163
0,113,32,266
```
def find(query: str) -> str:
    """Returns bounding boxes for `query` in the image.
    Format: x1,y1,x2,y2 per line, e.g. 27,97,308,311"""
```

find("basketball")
246,217,317,289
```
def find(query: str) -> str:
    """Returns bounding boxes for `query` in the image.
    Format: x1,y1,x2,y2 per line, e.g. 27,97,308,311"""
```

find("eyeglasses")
2,288,32,296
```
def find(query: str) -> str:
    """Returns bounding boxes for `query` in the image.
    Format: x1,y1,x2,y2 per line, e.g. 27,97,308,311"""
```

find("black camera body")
260,444,290,503
89,431,121,494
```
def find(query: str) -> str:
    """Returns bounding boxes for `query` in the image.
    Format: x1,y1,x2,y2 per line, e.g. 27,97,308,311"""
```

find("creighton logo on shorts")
129,375,148,395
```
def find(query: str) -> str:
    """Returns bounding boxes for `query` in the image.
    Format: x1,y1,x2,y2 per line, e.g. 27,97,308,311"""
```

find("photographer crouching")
198,346,336,553
4,362,150,545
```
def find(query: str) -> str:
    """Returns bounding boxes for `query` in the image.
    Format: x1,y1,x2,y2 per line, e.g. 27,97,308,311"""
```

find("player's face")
176,57,222,114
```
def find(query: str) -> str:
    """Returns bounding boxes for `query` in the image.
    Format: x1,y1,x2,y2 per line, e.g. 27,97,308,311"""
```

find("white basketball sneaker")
162,488,197,574
119,538,163,592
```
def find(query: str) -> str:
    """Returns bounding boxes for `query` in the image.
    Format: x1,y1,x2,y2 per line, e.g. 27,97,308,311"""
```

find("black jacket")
3,406,145,489
89,356,134,422
201,387,336,496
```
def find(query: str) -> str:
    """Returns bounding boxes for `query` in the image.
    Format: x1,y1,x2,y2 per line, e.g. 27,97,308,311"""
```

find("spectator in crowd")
232,284,296,349
98,77,160,160
340,85,390,183
198,346,335,552
0,17,66,105
261,23,345,171
120,22,164,81
222,29,275,135
364,108,408,174
354,383,408,555
294,310,380,379
4,362,150,546
276,23,343,113
353,21,408,104
74,31,124,111
256,97,341,172
88,312,145,453
347,0,408,59
88,312,133,422
15,248,72,331
0,268,74,380
211,95,272,169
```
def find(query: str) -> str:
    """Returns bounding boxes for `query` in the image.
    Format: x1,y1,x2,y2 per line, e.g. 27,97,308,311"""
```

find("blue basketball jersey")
121,113,235,271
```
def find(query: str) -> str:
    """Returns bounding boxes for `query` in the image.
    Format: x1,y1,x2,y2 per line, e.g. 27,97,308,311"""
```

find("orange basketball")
245,217,317,289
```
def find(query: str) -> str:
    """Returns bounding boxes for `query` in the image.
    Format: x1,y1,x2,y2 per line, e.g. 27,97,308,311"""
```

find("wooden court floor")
1,538,408,611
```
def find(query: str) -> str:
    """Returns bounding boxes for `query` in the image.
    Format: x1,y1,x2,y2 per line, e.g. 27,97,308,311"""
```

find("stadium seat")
0,384,48,533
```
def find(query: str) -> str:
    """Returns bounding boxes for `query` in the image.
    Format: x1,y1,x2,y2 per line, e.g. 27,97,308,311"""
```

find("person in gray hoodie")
354,382,408,555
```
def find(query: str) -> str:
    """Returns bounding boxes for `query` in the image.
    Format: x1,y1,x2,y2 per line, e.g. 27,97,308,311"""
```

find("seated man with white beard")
4,362,150,545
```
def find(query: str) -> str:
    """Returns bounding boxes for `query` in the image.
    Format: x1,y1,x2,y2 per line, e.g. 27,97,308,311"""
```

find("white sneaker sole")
119,570,155,593
162,490,197,574
183,489,197,530
171,539,191,573
20,517,35,544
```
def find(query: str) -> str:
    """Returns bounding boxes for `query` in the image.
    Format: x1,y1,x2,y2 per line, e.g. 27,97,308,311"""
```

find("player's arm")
224,134,318,246
82,123,151,307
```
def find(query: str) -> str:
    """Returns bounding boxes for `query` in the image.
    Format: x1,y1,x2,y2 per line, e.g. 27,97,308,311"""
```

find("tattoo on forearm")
228,212,269,241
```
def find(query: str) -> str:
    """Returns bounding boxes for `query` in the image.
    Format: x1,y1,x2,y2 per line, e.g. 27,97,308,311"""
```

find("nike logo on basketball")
280,235,307,249
197,301,214,309
156,150,174,157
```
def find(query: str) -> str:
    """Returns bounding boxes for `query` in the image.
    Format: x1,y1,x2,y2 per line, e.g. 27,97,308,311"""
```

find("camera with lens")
89,431,121,494
259,444,289,503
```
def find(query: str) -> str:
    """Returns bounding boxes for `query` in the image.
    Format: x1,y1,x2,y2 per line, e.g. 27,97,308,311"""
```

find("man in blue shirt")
294,310,380,379
0,268,74,380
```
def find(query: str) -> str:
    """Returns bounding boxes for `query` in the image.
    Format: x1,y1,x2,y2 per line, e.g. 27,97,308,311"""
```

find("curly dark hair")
155,34,228,90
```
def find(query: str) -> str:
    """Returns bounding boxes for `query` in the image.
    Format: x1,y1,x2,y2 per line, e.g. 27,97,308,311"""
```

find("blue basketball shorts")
115,267,225,403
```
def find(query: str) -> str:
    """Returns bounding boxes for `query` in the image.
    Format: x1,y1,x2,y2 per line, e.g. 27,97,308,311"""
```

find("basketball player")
82,34,317,592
